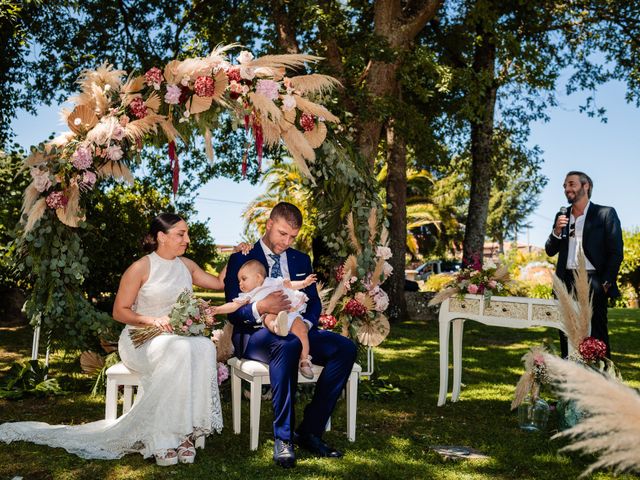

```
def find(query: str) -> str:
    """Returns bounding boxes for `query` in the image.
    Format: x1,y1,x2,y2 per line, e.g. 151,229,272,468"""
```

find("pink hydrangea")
72,146,93,170
164,84,182,104
129,97,147,119
144,67,163,89
194,75,215,97
256,79,280,100
319,314,338,330
227,67,242,83
45,191,68,209
106,145,123,161
217,362,229,385
282,94,296,111
82,171,97,188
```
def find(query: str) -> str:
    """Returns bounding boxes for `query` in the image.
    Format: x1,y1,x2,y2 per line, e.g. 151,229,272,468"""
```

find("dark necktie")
269,254,282,278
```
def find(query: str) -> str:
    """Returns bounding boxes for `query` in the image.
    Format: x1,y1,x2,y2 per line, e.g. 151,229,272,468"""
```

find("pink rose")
181,325,188,332
467,284,479,294
488,280,497,289
185,318,193,326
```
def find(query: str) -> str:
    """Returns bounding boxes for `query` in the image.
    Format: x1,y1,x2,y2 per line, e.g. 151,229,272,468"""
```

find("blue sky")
10,79,639,248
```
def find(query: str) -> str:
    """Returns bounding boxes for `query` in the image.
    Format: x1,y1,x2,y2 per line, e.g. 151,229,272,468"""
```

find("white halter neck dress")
0,252,223,459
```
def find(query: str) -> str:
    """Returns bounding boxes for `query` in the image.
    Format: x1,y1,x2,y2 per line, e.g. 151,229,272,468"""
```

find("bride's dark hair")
142,213,184,253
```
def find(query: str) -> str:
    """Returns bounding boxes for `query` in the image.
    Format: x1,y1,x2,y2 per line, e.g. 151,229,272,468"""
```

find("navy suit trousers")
243,327,357,441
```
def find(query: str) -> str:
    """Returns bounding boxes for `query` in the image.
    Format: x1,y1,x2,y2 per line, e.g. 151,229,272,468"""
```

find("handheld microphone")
559,206,569,239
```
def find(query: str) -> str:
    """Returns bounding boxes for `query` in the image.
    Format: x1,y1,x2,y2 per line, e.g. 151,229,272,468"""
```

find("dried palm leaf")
91,83,111,116
67,105,99,134
121,75,145,94
98,162,134,184
428,286,459,306
369,257,386,289
260,116,281,147
293,95,340,123
80,351,105,375
125,113,163,141
159,118,181,143
187,94,213,114
24,198,47,233
22,183,40,216
56,183,83,227
145,91,161,112
355,291,375,312
303,121,327,148
247,54,322,71
368,207,378,245
574,251,593,335
356,314,390,347
248,92,282,122
212,69,229,104
163,59,181,85
379,226,389,247
204,128,214,163
493,264,510,283
343,255,358,278
544,353,640,476
289,74,342,95
214,322,235,363
346,212,362,254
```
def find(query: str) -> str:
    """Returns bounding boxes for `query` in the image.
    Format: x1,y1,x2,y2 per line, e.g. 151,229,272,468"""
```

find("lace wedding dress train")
0,252,223,459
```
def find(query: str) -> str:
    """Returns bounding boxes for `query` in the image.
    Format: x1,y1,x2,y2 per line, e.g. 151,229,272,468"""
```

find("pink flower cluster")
72,146,93,170
194,76,215,97
579,336,608,362
144,67,163,89
217,362,229,385
45,191,68,209
319,314,338,330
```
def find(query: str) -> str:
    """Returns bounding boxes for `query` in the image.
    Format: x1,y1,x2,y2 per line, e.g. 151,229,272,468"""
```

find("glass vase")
518,395,550,432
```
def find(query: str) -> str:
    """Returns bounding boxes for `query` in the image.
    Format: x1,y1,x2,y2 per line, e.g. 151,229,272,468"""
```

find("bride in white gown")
0,213,233,466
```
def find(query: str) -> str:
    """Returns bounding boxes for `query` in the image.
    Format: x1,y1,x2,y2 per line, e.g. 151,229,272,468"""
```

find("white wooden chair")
105,362,205,448
227,357,361,450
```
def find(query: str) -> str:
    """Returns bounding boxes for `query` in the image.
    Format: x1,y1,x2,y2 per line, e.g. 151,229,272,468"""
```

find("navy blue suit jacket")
224,241,321,357
545,202,623,298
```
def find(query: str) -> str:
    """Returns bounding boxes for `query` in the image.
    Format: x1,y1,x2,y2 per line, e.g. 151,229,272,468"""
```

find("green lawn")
1,309,639,479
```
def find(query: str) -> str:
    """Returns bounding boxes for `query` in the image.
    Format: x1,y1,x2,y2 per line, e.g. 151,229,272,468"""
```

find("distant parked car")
414,260,462,281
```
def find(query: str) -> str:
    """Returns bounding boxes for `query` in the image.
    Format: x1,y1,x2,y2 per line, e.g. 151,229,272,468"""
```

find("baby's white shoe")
274,311,289,337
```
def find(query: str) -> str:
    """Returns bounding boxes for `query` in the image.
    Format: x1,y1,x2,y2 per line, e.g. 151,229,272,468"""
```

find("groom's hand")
257,291,291,315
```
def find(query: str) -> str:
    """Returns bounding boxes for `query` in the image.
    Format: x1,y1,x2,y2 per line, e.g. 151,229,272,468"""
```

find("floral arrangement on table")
428,256,511,306
21,45,340,233
129,290,219,347
317,209,393,348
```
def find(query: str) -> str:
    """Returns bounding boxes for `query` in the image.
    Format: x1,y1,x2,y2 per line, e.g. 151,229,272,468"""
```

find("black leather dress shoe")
273,439,296,468
294,432,343,458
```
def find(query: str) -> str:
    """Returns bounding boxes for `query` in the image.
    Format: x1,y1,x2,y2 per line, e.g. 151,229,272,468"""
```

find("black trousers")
559,270,611,359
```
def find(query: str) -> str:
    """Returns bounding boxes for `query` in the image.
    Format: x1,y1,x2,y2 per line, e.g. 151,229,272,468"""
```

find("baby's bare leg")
290,317,310,359
263,313,278,334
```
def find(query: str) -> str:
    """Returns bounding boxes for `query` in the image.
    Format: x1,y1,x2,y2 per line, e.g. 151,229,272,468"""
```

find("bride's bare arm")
182,257,225,290
112,258,173,332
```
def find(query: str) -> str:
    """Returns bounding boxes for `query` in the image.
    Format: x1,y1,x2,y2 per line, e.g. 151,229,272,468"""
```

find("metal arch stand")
31,324,51,367
360,346,374,377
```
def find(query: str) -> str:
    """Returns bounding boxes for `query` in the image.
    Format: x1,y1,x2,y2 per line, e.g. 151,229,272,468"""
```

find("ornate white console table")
437,294,564,406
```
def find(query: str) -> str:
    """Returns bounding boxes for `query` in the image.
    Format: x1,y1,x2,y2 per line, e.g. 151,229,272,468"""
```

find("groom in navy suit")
224,202,357,468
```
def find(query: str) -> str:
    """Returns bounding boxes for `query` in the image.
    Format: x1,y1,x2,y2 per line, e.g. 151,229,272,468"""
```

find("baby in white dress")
213,259,317,378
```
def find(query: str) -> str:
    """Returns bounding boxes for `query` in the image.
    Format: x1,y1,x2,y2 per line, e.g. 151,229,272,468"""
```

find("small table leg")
452,319,465,402
438,318,451,406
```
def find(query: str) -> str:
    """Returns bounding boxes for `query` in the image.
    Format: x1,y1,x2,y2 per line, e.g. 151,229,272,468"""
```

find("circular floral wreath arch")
18,45,341,349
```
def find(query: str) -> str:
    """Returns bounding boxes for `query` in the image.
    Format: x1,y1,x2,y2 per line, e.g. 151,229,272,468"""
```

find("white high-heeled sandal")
155,449,178,466
177,439,196,464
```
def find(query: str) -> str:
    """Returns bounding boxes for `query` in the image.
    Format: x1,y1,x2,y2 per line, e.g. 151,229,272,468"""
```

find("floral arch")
19,45,341,349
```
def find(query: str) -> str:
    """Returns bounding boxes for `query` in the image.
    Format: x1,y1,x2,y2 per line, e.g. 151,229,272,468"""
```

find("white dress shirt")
566,201,596,271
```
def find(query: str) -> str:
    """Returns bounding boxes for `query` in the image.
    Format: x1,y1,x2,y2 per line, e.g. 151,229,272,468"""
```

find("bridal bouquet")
129,291,218,348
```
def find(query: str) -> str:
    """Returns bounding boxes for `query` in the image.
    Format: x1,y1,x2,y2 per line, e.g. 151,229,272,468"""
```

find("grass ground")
1,308,639,480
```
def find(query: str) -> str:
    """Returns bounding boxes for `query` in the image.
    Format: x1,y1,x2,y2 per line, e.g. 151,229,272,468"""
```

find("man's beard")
566,186,586,204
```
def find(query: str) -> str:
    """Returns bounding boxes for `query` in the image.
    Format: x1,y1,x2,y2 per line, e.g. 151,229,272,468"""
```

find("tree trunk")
462,26,497,263
386,118,408,322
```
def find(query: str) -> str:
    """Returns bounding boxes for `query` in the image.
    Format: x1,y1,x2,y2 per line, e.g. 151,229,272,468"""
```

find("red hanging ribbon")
168,141,179,196
253,121,263,172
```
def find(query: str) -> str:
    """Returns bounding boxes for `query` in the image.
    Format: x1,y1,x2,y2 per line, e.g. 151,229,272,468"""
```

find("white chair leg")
346,371,358,442
105,377,117,420
325,417,331,432
249,378,262,451
231,367,241,434
122,385,133,414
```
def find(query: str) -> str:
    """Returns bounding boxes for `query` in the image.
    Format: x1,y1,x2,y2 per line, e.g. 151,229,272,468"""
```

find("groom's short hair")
270,202,303,228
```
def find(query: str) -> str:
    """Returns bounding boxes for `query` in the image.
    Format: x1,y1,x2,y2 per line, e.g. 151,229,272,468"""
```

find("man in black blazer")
545,171,623,358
